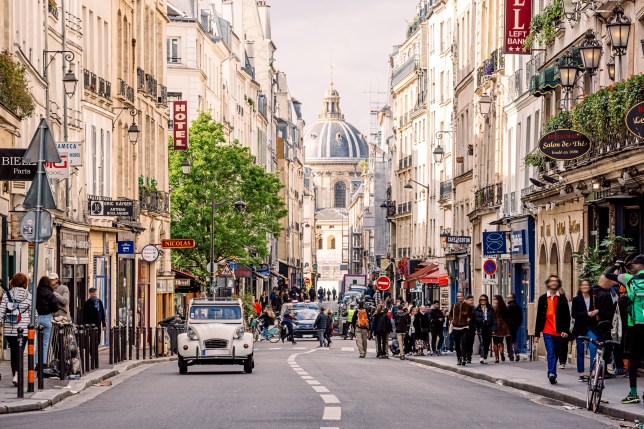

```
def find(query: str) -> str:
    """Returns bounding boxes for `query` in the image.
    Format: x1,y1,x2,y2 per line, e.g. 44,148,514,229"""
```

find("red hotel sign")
173,100,188,150
504,0,532,54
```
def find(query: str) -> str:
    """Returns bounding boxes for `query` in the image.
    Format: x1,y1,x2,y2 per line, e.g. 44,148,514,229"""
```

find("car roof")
190,298,242,306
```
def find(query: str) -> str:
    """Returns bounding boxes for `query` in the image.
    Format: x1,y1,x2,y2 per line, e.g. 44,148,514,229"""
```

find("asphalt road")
0,338,620,429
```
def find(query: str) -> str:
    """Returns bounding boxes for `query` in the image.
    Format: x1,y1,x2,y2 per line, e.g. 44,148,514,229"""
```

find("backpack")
628,273,644,325
357,309,368,328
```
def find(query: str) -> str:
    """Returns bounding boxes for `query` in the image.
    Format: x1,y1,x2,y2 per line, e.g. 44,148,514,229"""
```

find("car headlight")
187,327,198,340
234,326,245,339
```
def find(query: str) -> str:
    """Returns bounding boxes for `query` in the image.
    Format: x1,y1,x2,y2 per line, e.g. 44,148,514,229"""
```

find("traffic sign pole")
30,123,46,323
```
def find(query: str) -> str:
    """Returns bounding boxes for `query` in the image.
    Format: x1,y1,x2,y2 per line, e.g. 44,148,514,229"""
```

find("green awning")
529,74,541,96
531,66,560,97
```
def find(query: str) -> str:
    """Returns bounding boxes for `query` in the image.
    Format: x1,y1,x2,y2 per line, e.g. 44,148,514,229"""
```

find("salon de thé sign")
538,129,592,161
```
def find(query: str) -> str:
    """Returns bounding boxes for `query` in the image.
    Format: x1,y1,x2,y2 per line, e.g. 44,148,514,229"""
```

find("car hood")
190,322,241,340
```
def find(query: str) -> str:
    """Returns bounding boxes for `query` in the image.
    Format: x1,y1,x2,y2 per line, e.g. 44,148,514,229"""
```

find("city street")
0,339,619,429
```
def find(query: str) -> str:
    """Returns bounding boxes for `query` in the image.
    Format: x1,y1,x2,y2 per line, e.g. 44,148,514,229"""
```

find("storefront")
58,229,89,323
156,276,175,322
116,233,136,328
509,216,535,354
173,269,202,317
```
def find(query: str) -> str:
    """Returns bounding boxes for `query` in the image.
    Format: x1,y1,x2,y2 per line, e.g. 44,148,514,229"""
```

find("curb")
0,356,177,414
406,356,644,422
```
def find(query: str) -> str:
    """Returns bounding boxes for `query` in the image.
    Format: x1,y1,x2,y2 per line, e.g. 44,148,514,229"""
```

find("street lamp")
556,51,579,111
181,158,191,175
479,94,492,117
579,29,603,76
112,107,140,144
607,56,616,81
607,5,631,82
62,67,78,98
433,145,445,164
128,122,140,144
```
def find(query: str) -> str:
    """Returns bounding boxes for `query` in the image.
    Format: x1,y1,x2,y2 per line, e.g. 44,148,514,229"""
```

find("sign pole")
30,123,47,323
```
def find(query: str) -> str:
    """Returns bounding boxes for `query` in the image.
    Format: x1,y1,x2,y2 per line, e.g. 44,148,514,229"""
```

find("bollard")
37,325,44,389
114,325,120,363
27,325,34,392
128,325,133,361
94,326,100,369
152,327,157,359
83,325,90,371
169,327,174,356
161,327,166,357
142,327,147,360
16,328,24,398
121,325,126,361
77,325,85,374
135,326,140,360
108,327,114,365
58,324,65,380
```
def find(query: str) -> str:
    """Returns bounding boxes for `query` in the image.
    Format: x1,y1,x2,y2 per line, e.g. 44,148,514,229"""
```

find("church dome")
304,83,368,162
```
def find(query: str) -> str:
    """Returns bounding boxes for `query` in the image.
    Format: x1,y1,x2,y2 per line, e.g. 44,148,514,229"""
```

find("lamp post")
579,29,603,76
607,56,616,81
607,5,631,82
479,94,493,119
556,50,580,110
112,108,141,144
42,50,77,119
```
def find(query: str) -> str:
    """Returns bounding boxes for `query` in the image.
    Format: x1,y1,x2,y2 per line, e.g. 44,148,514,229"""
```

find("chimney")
257,1,271,39
221,0,233,25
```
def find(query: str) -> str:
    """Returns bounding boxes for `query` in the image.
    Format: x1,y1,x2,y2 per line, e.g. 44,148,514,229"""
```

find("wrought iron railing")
139,189,170,214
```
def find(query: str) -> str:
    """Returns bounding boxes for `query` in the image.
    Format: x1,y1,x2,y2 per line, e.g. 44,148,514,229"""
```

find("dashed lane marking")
293,347,306,350
312,386,330,393
301,376,315,380
306,379,321,385
320,394,340,404
322,407,342,420
341,347,354,352
296,371,309,376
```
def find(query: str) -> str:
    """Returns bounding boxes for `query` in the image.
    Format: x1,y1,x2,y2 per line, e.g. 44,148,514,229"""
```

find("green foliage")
545,74,644,143
0,50,35,119
572,236,636,285
523,150,546,169
168,112,287,277
233,293,256,326
523,0,563,51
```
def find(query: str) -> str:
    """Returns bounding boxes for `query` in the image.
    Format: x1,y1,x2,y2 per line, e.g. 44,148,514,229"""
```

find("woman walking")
411,307,426,356
473,294,496,364
492,295,511,363
571,279,598,382
0,273,32,386
36,275,59,366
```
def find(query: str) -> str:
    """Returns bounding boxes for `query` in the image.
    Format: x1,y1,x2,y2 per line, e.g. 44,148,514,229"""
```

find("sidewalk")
0,349,176,414
406,352,644,422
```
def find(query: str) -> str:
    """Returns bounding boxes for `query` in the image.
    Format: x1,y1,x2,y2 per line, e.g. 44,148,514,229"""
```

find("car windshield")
189,305,241,320
293,309,318,320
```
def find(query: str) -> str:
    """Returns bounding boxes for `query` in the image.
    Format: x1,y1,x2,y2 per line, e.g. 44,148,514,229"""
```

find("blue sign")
117,241,135,255
228,261,239,270
511,230,525,255
483,259,497,275
482,232,507,256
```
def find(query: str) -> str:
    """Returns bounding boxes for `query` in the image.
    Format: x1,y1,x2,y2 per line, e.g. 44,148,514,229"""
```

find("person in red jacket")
253,298,262,316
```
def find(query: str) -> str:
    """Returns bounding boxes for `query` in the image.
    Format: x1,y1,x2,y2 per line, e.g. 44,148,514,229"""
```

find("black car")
292,308,319,338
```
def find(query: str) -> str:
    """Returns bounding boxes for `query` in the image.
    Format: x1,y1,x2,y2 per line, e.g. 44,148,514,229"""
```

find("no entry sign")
376,276,391,291
483,259,497,276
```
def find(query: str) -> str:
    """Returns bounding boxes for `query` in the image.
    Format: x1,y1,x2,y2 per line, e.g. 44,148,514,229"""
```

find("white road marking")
268,347,282,350
320,427,339,429
320,394,340,404
341,347,354,352
322,407,342,420
306,379,321,385
367,348,377,353
312,386,330,393
295,371,309,376
293,347,306,350
301,375,314,380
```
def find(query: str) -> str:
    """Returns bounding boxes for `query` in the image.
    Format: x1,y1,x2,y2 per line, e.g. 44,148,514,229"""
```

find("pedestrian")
318,288,324,304
465,294,476,364
280,304,297,344
411,307,427,356
491,295,511,363
332,288,337,302
571,279,598,382
599,255,644,404
592,271,623,376
313,307,328,348
473,294,495,364
616,285,630,376
393,305,411,360
449,291,473,366
534,275,571,384
373,304,391,358
258,308,275,339
506,293,523,362
253,298,262,316
325,309,334,347
326,289,331,302
428,300,445,355
270,288,277,309
50,273,70,321
366,284,375,298
260,291,269,311
351,301,370,358
82,287,106,330
36,275,59,366
0,274,32,386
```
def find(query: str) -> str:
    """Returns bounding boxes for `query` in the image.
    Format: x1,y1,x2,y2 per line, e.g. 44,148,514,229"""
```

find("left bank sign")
173,100,188,150
505,0,532,54
0,149,36,180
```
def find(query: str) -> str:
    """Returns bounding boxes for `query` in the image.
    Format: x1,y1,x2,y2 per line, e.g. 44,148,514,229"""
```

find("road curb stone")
0,356,176,414
407,356,644,422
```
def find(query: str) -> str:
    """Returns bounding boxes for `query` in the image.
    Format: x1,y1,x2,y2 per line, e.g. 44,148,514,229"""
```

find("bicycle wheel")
268,328,280,343
253,327,259,343
586,359,598,411
591,361,604,413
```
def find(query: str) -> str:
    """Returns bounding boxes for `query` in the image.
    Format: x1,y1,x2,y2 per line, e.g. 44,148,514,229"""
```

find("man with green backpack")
600,254,644,404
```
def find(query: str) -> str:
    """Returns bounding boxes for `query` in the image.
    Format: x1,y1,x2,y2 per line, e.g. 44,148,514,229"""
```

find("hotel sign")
504,0,532,54
625,101,644,139
538,129,592,161
173,100,188,150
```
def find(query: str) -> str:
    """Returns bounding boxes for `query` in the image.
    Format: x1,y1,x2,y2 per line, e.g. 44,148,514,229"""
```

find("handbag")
3,290,23,325
612,304,622,341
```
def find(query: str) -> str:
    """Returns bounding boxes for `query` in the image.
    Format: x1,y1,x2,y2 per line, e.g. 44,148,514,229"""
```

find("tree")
169,112,287,276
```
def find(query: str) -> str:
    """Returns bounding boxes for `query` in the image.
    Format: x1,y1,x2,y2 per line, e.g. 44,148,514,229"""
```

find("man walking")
51,273,70,321
332,288,337,302
449,292,473,366
313,307,328,348
351,301,370,358
506,293,523,362
280,304,297,344
534,275,570,384
428,301,445,355
393,306,411,360
82,287,106,330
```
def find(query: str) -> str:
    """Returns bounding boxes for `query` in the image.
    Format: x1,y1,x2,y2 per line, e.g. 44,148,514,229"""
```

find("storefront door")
117,258,135,327
63,264,87,323
94,256,111,345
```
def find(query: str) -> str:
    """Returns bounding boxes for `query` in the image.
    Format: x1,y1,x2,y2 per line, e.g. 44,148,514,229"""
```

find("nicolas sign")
625,101,644,139
538,129,592,161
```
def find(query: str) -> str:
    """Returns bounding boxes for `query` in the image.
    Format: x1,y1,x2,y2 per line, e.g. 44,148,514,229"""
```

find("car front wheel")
244,355,253,374
178,355,188,375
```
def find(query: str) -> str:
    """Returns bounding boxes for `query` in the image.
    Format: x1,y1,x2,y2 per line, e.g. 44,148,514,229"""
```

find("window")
327,236,336,250
317,238,323,250
334,182,346,208
166,37,180,63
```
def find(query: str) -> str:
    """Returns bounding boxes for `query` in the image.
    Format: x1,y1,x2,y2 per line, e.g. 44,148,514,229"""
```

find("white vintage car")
177,298,254,374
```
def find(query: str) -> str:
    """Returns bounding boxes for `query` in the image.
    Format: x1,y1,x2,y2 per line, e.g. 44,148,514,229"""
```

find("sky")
269,0,418,136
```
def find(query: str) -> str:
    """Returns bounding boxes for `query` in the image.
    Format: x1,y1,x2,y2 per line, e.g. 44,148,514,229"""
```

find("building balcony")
474,183,502,210
397,201,412,215
157,84,167,105
118,79,135,104
397,155,412,171
139,188,170,214
391,56,418,88
476,48,505,88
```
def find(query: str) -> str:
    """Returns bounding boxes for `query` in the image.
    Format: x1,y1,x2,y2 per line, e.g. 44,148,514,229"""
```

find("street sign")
538,129,592,161
313,263,318,271
23,167,57,209
483,259,497,276
56,142,82,166
207,262,218,273
20,210,53,243
304,277,311,285
141,245,159,262
220,264,233,276
228,261,239,270
376,275,391,291
117,241,135,255
482,232,506,256
88,197,134,217
22,118,61,164
161,239,195,249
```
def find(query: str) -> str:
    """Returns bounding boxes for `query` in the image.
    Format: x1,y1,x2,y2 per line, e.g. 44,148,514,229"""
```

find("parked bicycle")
579,321,621,413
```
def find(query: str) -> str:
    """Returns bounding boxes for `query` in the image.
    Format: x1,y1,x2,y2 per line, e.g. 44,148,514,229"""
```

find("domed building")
304,83,368,288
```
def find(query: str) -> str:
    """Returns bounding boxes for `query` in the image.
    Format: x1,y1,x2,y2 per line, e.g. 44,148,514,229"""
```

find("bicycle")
579,321,621,413
249,317,281,343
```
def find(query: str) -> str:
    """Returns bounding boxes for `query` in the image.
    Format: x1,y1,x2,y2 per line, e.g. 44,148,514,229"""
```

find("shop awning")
531,66,560,97
172,268,202,293
403,263,438,289
418,273,449,286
